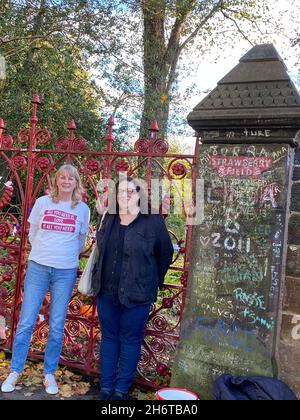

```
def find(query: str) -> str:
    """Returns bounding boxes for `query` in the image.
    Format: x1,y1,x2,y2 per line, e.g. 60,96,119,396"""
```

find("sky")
192,0,299,91
175,0,300,152
93,0,300,152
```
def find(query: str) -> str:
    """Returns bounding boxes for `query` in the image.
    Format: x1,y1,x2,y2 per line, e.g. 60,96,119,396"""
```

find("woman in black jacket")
92,177,174,400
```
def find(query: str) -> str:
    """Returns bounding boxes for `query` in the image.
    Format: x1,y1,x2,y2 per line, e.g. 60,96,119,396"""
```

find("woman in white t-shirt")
1,165,90,395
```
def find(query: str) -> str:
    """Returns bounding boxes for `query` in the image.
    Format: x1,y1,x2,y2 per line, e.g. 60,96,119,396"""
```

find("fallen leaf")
64,370,74,378
31,377,42,385
71,374,82,382
59,384,73,398
75,382,90,395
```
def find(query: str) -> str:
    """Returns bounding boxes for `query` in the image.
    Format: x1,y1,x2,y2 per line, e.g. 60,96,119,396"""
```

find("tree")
0,0,127,149
0,1,292,143
140,0,278,138
74,0,278,139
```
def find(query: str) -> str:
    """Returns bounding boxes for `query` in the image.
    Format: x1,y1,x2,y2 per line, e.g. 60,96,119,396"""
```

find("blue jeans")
11,260,77,374
97,294,151,394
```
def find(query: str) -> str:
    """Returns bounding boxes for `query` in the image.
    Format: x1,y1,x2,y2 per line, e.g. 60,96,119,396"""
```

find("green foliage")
0,0,286,143
0,0,125,150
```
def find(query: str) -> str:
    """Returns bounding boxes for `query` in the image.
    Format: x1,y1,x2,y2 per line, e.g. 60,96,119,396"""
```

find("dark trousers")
96,294,151,394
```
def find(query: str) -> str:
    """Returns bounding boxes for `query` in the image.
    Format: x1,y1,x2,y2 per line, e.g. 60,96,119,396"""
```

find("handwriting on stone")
209,156,272,178
195,316,257,353
243,129,271,138
291,315,300,340
205,129,273,140
181,143,289,379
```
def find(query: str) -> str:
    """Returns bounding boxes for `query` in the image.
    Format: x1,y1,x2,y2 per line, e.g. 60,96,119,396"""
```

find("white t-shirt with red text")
28,195,90,269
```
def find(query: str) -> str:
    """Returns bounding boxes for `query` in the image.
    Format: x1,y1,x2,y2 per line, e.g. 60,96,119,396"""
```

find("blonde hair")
50,164,84,208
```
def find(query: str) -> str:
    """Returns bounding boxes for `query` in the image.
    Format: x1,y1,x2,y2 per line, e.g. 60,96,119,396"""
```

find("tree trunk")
140,0,168,139
21,0,47,86
141,0,190,140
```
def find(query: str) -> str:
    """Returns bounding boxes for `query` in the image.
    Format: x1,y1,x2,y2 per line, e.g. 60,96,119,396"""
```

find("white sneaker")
1,371,19,392
43,374,59,395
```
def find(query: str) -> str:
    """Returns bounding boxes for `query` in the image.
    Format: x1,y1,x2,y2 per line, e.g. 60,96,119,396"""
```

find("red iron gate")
0,95,198,388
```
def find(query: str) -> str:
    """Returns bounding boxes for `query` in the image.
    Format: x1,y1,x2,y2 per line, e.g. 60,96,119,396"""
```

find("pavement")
0,373,100,400
0,352,154,401
0,364,150,401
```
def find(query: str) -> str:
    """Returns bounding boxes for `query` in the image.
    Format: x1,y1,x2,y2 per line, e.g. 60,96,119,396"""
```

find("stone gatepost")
171,44,300,399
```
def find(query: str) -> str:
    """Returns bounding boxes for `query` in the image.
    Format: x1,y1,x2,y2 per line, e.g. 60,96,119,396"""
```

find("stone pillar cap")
188,44,300,137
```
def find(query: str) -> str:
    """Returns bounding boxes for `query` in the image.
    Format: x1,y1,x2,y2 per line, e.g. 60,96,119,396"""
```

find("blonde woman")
1,165,90,395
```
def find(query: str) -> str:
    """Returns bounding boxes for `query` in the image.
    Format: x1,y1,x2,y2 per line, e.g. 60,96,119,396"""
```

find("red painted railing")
0,95,198,388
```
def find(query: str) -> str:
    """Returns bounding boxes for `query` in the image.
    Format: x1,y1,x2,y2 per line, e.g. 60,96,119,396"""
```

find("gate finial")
68,119,77,131
32,92,40,105
106,115,115,153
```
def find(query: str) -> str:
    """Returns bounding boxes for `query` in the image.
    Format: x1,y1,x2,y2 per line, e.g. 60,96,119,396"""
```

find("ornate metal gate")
0,95,198,388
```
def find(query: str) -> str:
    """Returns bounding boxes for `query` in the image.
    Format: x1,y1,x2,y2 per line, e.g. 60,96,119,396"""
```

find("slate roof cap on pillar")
188,44,300,139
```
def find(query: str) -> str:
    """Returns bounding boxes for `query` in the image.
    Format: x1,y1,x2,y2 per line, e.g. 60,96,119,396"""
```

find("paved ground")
0,354,152,401
0,374,99,400
0,367,149,401
0,387,98,400
0,380,146,400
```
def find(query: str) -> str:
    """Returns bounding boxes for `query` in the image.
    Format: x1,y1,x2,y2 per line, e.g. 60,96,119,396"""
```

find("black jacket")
212,374,298,400
91,213,174,307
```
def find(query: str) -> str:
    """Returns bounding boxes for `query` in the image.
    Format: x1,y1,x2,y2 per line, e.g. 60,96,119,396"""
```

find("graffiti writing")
291,315,300,340
233,288,266,310
209,156,272,178
242,308,274,330
195,316,257,353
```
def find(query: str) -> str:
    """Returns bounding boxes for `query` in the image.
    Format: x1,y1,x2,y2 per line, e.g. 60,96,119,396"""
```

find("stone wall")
171,43,300,399
171,143,292,399
279,147,300,397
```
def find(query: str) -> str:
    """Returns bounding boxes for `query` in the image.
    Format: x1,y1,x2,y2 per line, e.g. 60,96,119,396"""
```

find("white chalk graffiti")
260,183,281,208
291,315,300,340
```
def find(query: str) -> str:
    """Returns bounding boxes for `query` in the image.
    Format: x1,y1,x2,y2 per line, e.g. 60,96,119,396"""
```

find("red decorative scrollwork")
17,128,30,144
153,139,169,154
151,315,168,332
35,129,51,145
134,138,148,153
66,320,81,337
134,138,169,154
36,323,49,345
36,157,51,172
72,136,87,152
54,135,87,151
84,158,101,175
69,299,82,316
55,136,69,149
149,338,166,354
0,287,9,302
162,297,174,308
11,156,27,170
1,271,13,283
172,162,186,176
115,159,130,172
168,159,191,179
0,105,196,389
0,222,12,239
0,181,13,209
180,272,188,287
156,362,169,376
0,134,14,148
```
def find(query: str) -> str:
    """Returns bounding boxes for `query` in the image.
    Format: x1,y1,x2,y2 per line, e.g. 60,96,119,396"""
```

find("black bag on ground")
212,374,298,400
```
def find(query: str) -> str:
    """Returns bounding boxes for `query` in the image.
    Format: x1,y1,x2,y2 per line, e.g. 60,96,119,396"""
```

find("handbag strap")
97,210,108,232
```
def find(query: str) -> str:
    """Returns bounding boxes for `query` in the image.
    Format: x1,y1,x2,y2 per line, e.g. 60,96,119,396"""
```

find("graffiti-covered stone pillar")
171,44,300,399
